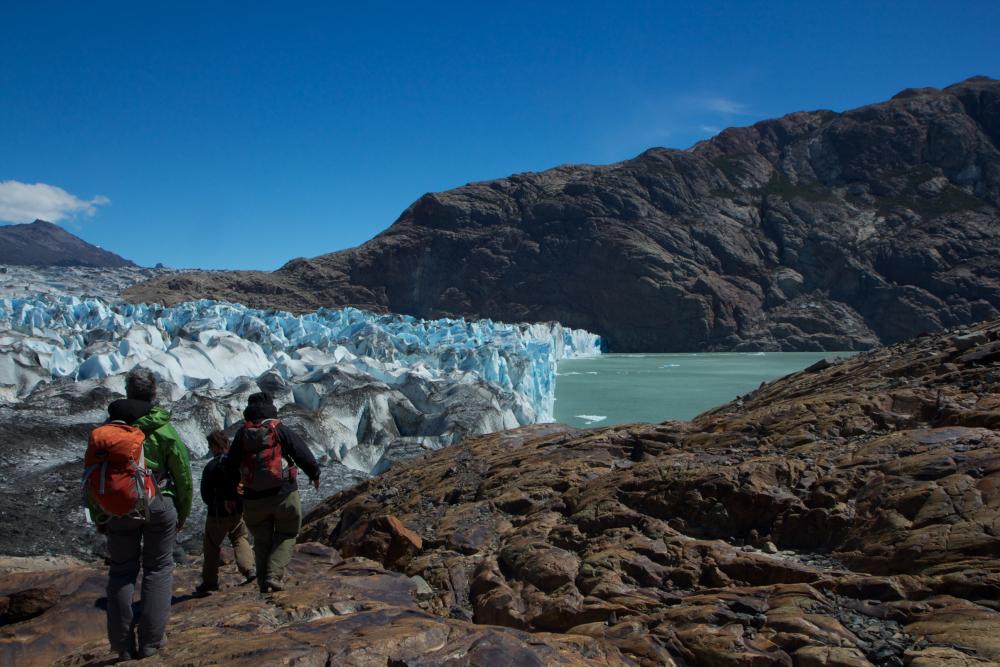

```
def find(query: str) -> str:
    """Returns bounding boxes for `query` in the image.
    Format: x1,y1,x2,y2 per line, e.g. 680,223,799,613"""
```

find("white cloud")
0,180,110,224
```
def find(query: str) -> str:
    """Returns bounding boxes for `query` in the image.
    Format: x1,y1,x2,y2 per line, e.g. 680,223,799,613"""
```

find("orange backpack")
83,421,158,521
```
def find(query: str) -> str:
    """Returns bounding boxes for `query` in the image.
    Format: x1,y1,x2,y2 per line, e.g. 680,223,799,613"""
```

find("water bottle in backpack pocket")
240,419,297,492
82,421,158,521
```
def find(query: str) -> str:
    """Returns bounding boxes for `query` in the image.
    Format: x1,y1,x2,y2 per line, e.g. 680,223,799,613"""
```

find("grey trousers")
105,494,177,657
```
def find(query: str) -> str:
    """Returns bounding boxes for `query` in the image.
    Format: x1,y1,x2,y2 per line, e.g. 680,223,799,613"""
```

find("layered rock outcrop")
298,318,1000,665
126,77,1000,351
4,318,999,665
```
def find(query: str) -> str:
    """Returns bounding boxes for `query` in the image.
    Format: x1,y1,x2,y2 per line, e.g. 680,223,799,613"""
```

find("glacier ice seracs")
0,295,601,465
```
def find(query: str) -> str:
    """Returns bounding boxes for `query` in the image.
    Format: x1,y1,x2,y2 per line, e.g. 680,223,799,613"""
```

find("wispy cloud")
593,89,757,160
696,95,750,116
0,180,110,224
675,93,753,117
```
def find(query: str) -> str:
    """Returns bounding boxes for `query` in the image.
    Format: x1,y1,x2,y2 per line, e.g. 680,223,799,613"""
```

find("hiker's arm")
163,426,193,528
281,425,321,484
224,432,244,484
200,462,212,507
85,497,108,533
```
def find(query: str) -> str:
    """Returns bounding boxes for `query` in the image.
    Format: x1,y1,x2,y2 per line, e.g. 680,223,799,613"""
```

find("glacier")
0,266,600,557
0,294,600,465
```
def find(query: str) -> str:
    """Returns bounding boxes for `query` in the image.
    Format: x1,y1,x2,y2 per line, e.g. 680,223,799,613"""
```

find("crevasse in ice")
0,295,601,422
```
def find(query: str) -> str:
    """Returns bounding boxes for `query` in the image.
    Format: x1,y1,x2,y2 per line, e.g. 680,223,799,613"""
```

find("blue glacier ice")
0,295,601,423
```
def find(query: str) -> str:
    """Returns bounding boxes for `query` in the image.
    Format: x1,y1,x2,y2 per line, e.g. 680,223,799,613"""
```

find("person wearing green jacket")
133,403,193,528
94,367,192,660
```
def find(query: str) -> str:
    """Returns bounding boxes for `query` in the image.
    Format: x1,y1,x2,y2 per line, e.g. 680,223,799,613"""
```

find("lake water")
554,352,853,427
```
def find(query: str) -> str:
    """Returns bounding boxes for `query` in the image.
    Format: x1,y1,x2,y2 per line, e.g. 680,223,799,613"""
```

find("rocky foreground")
2,320,1000,665
126,77,1000,352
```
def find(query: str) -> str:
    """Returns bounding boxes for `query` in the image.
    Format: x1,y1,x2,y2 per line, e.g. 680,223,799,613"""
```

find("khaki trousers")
243,490,301,591
201,514,255,586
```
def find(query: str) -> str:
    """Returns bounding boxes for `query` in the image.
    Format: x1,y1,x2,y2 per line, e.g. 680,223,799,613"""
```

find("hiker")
224,391,320,594
84,367,192,660
196,430,256,594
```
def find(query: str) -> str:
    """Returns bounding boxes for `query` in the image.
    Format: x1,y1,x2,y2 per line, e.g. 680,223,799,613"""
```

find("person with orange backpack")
84,367,192,661
224,391,320,594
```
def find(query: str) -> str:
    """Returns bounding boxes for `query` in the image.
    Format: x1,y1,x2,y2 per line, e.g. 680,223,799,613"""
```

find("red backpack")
83,421,158,521
240,419,296,492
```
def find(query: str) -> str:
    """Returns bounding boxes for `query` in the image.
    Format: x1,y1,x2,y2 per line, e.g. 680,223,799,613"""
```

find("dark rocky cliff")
126,76,1000,352
0,220,134,268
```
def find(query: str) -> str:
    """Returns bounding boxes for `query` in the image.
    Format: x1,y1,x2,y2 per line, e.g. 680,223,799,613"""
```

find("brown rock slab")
337,514,423,569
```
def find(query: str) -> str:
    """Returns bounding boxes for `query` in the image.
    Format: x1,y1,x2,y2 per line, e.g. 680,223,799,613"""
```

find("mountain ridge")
0,220,135,268
125,76,1000,352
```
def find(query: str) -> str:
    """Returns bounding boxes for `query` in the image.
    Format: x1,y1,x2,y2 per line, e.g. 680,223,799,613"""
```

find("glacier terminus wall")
0,294,601,471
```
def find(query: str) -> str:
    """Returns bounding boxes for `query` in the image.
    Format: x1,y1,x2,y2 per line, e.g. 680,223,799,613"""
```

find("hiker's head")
243,391,277,420
126,367,157,402
247,391,273,407
207,430,229,456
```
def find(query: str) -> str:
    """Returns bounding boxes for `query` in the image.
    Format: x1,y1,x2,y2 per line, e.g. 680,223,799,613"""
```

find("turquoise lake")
553,352,854,427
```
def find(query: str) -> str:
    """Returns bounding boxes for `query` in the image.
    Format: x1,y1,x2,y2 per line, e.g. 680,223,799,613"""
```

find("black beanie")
244,391,277,421
247,391,273,406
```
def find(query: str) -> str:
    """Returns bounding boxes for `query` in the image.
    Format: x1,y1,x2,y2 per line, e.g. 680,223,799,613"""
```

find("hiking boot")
194,582,219,596
242,569,257,585
264,579,284,593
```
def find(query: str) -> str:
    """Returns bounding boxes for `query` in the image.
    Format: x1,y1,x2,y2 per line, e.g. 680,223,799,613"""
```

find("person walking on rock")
87,367,193,660
195,430,256,595
225,391,320,594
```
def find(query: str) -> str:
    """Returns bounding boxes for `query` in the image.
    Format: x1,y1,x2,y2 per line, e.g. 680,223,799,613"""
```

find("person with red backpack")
84,367,192,661
224,391,320,594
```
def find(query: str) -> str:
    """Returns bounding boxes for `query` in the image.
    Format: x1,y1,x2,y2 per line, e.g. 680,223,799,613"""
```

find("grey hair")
125,367,157,402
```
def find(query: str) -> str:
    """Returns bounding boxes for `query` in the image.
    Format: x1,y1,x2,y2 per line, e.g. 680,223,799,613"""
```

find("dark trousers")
105,494,177,657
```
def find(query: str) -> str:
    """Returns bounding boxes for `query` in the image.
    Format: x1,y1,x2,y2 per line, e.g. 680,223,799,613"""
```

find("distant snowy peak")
0,219,135,268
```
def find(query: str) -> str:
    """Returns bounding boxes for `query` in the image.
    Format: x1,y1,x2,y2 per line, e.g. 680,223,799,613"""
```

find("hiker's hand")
311,477,320,491
177,519,185,532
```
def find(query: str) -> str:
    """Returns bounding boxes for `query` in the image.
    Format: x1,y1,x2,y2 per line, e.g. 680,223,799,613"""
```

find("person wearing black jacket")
195,430,255,595
224,392,321,594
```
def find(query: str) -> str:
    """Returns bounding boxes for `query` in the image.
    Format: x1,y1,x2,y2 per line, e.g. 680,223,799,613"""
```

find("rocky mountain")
4,318,999,665
126,76,1000,352
0,220,134,268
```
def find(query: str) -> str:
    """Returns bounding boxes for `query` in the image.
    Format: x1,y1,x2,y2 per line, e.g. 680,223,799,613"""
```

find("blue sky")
1,2,997,270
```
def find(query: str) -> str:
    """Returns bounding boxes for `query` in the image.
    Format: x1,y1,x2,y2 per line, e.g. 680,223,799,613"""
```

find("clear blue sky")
1,1,997,270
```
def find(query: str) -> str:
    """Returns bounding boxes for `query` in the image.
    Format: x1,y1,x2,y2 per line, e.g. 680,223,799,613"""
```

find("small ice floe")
660,363,680,368
557,371,583,376
576,414,607,424
585,371,598,375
